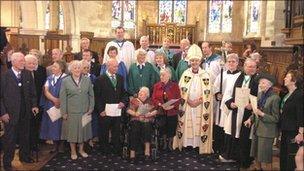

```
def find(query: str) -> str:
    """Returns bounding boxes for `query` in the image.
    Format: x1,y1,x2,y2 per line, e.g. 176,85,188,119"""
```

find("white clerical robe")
103,40,135,71
213,70,241,134
173,68,213,154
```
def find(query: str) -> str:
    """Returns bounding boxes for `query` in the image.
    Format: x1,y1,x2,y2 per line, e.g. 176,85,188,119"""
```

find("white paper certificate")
82,113,92,127
161,99,180,108
249,95,258,111
47,106,62,122
235,87,250,108
105,104,122,117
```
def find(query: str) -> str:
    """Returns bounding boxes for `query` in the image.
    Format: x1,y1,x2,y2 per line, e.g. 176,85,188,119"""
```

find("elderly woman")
153,51,177,82
244,73,280,170
60,60,94,160
127,87,158,162
24,54,47,151
128,49,156,96
100,46,128,90
40,60,67,152
152,68,181,151
279,70,303,171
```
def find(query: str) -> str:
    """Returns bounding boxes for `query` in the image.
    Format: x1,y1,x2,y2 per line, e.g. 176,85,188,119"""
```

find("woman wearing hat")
244,73,280,170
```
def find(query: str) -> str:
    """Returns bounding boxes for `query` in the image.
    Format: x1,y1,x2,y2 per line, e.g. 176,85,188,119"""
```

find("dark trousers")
3,116,30,166
239,125,253,168
280,131,298,171
222,134,240,161
99,116,121,151
129,121,152,151
213,124,225,154
29,109,42,151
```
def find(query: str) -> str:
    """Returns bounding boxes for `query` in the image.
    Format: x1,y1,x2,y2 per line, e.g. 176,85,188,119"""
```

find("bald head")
107,58,119,75
11,52,25,71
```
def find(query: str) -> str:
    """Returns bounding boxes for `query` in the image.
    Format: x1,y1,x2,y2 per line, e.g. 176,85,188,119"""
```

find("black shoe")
129,157,137,164
20,157,35,163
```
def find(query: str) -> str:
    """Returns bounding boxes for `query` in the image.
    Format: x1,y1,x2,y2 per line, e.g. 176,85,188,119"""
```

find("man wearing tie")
0,52,39,170
94,58,128,155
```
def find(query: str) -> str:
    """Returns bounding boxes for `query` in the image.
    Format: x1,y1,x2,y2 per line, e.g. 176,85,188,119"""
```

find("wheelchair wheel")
122,146,129,159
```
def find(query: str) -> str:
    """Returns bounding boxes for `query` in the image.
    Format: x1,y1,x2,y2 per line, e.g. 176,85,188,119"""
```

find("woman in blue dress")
100,46,128,90
40,60,67,151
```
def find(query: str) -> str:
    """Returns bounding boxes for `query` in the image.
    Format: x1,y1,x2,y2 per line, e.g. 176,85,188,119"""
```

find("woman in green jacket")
244,73,280,170
60,60,95,160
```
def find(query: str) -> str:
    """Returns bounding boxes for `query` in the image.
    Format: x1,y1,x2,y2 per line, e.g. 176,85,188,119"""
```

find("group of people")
0,26,303,171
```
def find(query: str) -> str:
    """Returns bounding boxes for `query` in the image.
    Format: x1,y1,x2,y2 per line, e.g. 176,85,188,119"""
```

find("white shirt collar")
12,67,21,77
136,62,145,67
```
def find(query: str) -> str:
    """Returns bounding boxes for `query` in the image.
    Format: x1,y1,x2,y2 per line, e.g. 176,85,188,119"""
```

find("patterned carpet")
42,146,238,170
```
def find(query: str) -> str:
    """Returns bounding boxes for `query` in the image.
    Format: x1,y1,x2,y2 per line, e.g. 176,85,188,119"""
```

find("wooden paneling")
43,32,71,54
260,47,293,86
9,33,40,52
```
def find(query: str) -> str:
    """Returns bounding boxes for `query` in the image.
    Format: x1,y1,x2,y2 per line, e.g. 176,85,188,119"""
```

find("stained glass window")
158,0,187,25
247,0,261,33
45,1,50,30
111,0,136,29
208,0,233,33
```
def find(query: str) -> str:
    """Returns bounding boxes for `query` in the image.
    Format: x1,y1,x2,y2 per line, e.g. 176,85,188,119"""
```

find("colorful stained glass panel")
173,0,187,24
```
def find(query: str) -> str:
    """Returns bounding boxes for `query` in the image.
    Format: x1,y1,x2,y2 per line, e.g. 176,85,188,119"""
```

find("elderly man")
74,37,99,63
156,37,174,67
138,35,155,64
173,44,213,154
213,53,241,157
222,58,259,169
25,54,47,152
46,48,64,76
94,58,128,155
172,39,190,70
1,52,39,170
82,49,101,77
103,26,135,71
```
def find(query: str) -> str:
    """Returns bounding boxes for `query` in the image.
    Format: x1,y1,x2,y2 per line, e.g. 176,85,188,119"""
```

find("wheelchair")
121,114,162,161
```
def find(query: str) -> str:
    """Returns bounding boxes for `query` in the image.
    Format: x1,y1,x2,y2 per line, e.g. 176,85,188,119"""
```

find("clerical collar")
227,69,240,74
141,47,150,52
192,69,199,74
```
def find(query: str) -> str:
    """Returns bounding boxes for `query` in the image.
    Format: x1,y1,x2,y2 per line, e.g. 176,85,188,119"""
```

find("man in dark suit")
82,49,101,77
1,52,39,170
74,37,99,64
94,58,128,155
172,39,190,70
24,54,47,151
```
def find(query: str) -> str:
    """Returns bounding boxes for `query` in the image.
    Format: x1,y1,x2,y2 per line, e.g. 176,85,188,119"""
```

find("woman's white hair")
135,49,147,58
139,86,150,98
24,54,38,63
160,67,172,79
68,60,82,72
